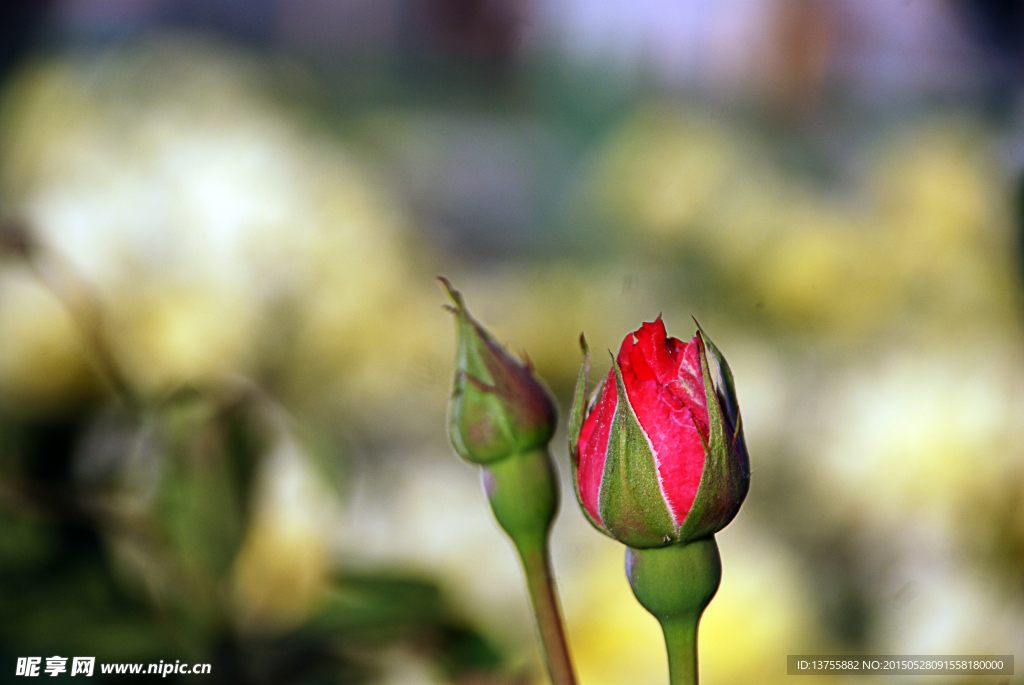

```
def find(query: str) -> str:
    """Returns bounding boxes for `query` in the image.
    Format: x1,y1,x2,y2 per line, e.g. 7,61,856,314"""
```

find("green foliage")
0,392,508,684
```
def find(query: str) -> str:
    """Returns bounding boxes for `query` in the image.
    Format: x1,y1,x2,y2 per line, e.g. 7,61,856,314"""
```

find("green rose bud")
440,278,557,465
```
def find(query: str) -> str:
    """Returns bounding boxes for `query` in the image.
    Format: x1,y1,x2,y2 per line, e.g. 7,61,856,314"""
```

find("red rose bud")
568,318,749,548
441,278,557,464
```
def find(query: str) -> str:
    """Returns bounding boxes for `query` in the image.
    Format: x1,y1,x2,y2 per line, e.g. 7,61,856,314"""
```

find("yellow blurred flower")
816,343,1019,532
750,212,900,334
231,431,337,632
873,121,1007,257
588,105,747,239
105,282,258,392
0,35,422,407
585,105,1019,340
0,267,99,411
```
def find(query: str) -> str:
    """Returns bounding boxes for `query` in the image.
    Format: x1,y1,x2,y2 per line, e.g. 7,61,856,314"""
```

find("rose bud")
440,278,557,465
439,279,576,685
568,318,749,548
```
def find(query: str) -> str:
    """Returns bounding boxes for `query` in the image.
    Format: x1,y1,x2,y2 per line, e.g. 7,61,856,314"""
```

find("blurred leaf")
156,397,247,579
308,573,505,680
311,574,447,636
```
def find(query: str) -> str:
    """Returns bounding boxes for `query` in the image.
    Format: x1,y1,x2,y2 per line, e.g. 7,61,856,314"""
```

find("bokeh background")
1,1,1024,683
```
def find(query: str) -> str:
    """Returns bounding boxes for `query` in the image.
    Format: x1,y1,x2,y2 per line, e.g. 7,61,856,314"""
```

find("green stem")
626,537,722,685
483,449,578,685
661,615,698,685
516,537,577,685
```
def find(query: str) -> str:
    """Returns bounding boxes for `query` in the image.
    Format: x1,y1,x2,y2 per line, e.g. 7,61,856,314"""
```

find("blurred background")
1,0,1024,683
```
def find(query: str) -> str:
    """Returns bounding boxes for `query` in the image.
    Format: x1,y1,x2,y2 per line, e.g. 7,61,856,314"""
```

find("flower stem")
516,536,577,685
625,537,722,685
483,449,578,685
660,615,698,685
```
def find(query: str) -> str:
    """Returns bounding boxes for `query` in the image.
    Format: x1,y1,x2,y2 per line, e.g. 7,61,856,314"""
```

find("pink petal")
576,369,617,527
617,322,710,525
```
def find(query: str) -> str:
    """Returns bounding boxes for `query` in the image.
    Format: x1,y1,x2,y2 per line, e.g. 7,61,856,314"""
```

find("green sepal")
696,324,750,478
598,353,677,548
567,334,590,469
693,319,739,430
676,331,749,543
567,338,612,538
449,370,515,463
